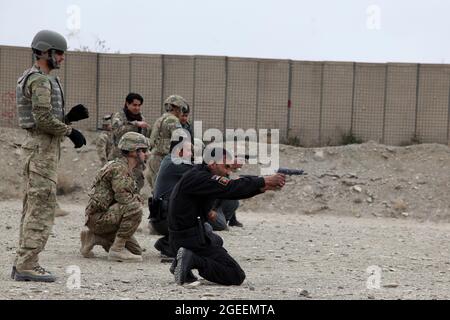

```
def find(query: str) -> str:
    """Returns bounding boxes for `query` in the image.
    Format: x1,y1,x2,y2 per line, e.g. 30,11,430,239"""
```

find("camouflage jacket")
149,113,182,155
111,109,150,157
96,130,114,165
87,156,143,215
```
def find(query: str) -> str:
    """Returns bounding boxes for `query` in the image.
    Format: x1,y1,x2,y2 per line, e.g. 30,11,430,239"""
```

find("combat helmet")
164,95,190,114
31,30,67,69
118,132,149,151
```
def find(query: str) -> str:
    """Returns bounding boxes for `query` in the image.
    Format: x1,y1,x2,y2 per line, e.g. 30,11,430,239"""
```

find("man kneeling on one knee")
80,132,149,262
169,144,286,286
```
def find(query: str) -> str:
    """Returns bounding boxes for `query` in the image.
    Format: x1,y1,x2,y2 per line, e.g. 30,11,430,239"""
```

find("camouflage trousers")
85,202,142,241
15,132,60,271
146,153,163,190
15,172,57,271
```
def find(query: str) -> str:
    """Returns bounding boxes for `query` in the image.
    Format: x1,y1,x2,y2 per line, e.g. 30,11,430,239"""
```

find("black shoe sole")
174,248,198,285
14,274,56,282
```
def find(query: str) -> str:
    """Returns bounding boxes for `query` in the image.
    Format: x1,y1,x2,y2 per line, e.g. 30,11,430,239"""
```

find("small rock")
368,294,375,300
383,283,399,288
353,198,363,204
352,186,362,193
392,199,407,212
401,212,409,217
313,150,325,162
73,158,79,162
6,225,12,230
366,197,373,203
386,147,395,153
342,180,358,187
297,288,310,297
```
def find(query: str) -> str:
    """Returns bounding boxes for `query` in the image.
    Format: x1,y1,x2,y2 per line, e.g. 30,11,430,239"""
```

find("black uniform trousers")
170,225,245,286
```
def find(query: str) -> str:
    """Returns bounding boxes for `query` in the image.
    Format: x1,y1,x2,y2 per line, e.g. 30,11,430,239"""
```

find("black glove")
65,104,89,123
68,128,87,149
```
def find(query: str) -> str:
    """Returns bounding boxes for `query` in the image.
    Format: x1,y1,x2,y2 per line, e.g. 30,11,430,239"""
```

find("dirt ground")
0,127,449,300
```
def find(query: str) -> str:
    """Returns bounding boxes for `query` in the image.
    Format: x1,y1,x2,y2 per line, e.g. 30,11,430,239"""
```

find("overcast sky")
1,0,449,63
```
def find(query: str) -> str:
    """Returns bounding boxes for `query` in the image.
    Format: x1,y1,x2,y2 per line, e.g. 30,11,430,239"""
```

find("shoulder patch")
218,177,230,186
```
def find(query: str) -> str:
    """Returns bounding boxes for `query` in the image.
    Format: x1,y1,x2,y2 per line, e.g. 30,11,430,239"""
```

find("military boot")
174,247,198,285
108,236,143,262
80,229,111,258
170,254,198,283
125,235,143,256
228,216,243,227
14,266,56,282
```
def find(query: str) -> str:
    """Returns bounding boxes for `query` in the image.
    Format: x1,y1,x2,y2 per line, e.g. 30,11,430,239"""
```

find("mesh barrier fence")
352,63,386,143
1,45,449,146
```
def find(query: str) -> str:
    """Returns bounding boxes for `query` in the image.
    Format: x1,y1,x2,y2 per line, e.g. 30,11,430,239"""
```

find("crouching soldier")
80,132,149,262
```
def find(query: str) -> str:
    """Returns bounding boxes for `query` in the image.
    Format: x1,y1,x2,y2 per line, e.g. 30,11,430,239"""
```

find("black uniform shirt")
168,164,265,231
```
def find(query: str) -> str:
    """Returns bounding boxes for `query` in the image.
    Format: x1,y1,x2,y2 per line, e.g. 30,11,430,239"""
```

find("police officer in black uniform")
168,145,286,286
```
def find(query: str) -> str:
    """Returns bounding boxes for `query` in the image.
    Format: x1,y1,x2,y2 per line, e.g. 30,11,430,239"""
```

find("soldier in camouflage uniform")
96,113,114,166
80,132,149,262
13,30,89,282
146,95,189,189
111,93,148,192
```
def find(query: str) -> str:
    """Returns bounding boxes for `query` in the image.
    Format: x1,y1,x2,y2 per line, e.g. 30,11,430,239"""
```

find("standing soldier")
111,93,149,192
13,30,89,282
147,95,189,189
96,113,114,166
80,132,148,262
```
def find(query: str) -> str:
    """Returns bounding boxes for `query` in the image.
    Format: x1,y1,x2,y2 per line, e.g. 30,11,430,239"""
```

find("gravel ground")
1,200,450,300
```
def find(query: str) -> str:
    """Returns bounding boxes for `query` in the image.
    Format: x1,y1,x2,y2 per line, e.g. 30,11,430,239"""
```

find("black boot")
173,247,199,285
228,215,243,227
154,236,175,258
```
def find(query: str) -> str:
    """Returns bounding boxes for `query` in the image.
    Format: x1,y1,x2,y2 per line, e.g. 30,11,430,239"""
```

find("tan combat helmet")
31,30,67,69
118,132,149,151
164,95,190,114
